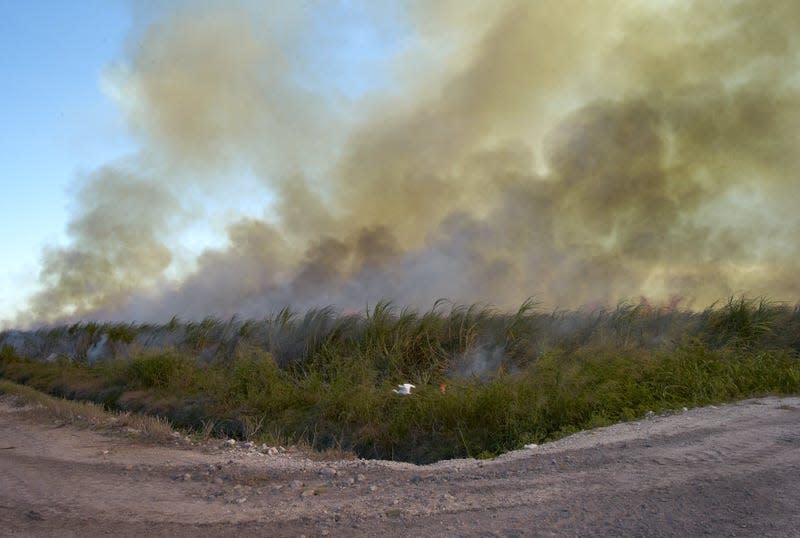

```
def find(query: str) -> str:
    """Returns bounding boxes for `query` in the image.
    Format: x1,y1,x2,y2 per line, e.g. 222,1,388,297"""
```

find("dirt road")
1,396,799,537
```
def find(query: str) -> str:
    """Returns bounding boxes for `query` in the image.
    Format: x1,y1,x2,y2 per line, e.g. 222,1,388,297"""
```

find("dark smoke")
15,0,800,325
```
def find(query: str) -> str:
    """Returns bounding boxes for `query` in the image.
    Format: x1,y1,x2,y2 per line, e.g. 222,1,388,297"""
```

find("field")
2,297,799,464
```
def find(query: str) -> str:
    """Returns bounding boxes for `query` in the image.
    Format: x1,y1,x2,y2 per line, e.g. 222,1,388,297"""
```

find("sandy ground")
1,396,799,537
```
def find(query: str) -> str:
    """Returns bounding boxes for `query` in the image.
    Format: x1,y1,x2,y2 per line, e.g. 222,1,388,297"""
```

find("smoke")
15,0,800,325
27,165,177,319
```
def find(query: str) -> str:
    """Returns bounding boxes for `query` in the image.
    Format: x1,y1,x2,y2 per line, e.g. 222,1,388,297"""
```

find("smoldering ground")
14,0,800,325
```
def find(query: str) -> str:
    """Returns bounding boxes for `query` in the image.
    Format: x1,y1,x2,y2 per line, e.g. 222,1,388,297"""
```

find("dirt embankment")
2,396,799,537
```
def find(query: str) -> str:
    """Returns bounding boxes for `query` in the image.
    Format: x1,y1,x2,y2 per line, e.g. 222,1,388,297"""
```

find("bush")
2,297,799,463
126,351,196,391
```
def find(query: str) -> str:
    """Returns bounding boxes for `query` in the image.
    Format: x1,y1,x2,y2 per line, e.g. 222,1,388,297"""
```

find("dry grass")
0,379,176,444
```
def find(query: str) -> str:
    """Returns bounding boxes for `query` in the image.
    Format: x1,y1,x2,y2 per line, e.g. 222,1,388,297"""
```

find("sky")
0,0,409,324
2,0,799,327
0,1,131,319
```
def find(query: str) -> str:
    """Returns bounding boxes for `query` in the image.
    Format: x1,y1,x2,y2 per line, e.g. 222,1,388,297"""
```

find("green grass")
1,297,799,463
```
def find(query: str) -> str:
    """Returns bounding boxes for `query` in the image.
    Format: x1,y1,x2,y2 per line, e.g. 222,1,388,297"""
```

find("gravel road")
1,396,799,537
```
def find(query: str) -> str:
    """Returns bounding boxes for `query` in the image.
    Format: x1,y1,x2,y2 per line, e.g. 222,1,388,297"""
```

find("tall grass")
1,297,799,463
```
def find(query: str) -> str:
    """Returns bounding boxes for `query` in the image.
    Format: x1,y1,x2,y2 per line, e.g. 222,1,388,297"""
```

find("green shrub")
105,324,138,344
2,297,799,463
127,351,195,391
0,344,20,365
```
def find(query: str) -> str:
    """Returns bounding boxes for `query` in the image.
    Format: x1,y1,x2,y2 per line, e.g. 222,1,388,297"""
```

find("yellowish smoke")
20,0,800,324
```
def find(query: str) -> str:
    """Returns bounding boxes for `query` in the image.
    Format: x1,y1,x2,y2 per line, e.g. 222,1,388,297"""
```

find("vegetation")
1,297,799,463
0,378,175,442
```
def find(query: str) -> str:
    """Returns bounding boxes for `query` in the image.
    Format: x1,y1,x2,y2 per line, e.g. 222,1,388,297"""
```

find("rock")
290,480,304,489
356,473,366,482
524,443,538,449
368,485,378,492
235,497,247,504
268,447,279,456
224,439,237,447
319,467,338,478
26,510,44,521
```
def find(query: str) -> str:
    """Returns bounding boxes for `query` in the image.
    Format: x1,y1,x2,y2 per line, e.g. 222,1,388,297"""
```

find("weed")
1,296,798,463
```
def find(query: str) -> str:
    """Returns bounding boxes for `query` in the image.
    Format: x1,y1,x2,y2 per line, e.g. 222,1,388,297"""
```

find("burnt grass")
2,297,800,464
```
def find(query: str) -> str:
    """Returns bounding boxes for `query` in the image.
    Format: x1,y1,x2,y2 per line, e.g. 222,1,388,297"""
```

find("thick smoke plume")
16,0,800,324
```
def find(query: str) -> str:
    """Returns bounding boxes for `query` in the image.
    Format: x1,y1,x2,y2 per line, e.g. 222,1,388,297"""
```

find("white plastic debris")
393,383,416,395
524,443,538,449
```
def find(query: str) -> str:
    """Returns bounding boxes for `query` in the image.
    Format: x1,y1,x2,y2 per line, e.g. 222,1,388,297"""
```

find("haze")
3,0,799,327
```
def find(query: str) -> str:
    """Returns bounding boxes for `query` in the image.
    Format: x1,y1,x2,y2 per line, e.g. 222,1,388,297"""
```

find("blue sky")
0,1,135,320
0,1,409,323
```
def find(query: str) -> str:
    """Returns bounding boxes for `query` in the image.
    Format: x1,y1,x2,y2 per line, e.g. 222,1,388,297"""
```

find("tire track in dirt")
1,396,799,537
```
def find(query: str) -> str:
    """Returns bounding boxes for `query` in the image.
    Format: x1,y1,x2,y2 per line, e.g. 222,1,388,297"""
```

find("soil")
1,395,799,537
